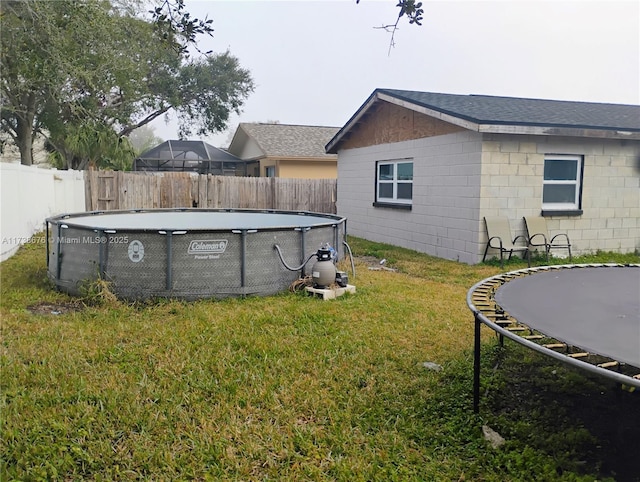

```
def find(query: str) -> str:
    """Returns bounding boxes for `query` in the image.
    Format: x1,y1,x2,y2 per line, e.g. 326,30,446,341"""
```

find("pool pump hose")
274,242,356,286
273,244,317,272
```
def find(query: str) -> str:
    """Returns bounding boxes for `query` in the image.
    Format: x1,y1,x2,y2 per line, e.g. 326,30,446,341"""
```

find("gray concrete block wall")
479,135,640,259
337,131,484,264
338,131,638,264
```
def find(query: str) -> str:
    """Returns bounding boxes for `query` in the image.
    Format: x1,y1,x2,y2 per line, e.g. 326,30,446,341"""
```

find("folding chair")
523,216,572,262
482,217,530,268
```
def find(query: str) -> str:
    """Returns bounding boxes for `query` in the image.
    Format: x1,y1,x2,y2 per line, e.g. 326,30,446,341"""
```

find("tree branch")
118,105,172,137
360,0,424,54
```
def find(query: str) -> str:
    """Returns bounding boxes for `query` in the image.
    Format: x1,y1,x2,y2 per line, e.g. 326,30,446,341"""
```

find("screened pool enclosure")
133,140,247,175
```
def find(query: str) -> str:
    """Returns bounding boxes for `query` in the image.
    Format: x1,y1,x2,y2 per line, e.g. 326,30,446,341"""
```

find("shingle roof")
379,89,640,131
240,123,340,158
326,89,640,153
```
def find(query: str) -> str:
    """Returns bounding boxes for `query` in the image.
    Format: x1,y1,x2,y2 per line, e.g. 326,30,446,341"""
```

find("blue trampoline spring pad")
494,266,640,368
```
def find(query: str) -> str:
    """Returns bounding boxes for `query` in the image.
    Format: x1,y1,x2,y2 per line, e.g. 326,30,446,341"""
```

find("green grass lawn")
1,238,638,481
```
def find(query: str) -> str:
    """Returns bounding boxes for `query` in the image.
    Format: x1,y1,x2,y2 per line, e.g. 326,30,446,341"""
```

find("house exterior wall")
229,134,264,160
478,134,640,258
260,159,337,179
277,160,337,179
337,129,639,264
337,131,483,264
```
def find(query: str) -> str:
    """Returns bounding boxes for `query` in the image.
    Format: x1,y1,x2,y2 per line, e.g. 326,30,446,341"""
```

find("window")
265,166,275,178
376,160,413,206
542,155,582,213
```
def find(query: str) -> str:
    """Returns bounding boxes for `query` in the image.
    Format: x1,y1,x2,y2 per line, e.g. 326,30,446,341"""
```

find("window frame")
265,165,276,178
541,154,583,215
374,159,413,208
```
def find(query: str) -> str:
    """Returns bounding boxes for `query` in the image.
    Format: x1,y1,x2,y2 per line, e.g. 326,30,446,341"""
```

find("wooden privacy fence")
85,170,337,213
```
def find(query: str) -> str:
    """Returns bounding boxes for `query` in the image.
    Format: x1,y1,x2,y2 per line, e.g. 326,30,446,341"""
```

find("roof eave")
326,90,640,152
325,90,381,154
381,92,640,139
326,90,483,153
378,92,481,131
479,124,640,139
263,155,337,162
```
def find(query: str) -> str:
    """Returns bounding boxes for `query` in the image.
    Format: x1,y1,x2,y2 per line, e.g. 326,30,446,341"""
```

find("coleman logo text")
188,239,228,255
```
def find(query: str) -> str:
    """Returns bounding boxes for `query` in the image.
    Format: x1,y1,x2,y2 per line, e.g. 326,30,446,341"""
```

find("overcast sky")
150,0,640,147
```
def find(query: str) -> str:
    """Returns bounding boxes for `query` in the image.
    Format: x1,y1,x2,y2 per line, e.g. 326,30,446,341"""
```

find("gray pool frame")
46,208,347,300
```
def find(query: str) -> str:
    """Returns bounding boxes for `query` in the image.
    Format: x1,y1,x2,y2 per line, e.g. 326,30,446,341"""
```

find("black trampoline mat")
495,266,640,367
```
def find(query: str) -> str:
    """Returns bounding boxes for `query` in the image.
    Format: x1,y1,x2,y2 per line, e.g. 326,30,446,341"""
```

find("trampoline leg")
473,314,482,413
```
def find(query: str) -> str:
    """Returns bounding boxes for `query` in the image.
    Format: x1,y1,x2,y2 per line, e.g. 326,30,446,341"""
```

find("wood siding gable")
338,101,465,151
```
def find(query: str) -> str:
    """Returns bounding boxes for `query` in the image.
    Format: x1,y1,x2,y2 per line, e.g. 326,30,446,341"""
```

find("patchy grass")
1,237,638,480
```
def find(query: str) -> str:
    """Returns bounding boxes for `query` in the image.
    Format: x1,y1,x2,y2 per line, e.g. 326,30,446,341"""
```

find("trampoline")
467,264,640,412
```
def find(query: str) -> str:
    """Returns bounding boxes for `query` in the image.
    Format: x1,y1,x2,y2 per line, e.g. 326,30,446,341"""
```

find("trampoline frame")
467,263,640,413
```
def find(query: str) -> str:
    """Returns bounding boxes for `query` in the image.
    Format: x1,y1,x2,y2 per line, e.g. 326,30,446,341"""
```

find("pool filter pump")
312,246,336,289
274,242,349,290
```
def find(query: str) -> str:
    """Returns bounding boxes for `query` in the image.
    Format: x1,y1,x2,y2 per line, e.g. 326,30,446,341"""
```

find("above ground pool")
46,209,347,300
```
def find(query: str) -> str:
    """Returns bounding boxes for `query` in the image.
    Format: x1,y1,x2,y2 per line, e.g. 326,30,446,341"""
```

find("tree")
152,0,425,54
128,125,164,155
28,2,179,169
1,0,254,169
149,0,214,56
46,121,137,171
1,0,80,166
172,54,255,138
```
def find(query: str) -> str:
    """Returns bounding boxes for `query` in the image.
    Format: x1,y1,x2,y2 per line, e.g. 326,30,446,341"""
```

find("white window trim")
542,154,582,211
376,159,413,205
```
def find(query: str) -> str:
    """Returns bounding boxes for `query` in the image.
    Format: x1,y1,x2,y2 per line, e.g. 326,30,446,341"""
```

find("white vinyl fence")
0,163,86,262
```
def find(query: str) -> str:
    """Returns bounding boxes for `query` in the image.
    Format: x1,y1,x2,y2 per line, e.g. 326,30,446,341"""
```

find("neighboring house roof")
326,89,640,153
233,123,340,159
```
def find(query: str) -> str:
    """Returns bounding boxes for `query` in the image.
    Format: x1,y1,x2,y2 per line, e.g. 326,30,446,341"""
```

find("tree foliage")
46,122,135,171
149,0,214,56
394,0,424,26
1,0,254,169
358,0,425,52
128,125,164,156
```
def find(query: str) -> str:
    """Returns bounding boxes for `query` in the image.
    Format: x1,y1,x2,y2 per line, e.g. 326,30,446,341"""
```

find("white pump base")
305,284,356,300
